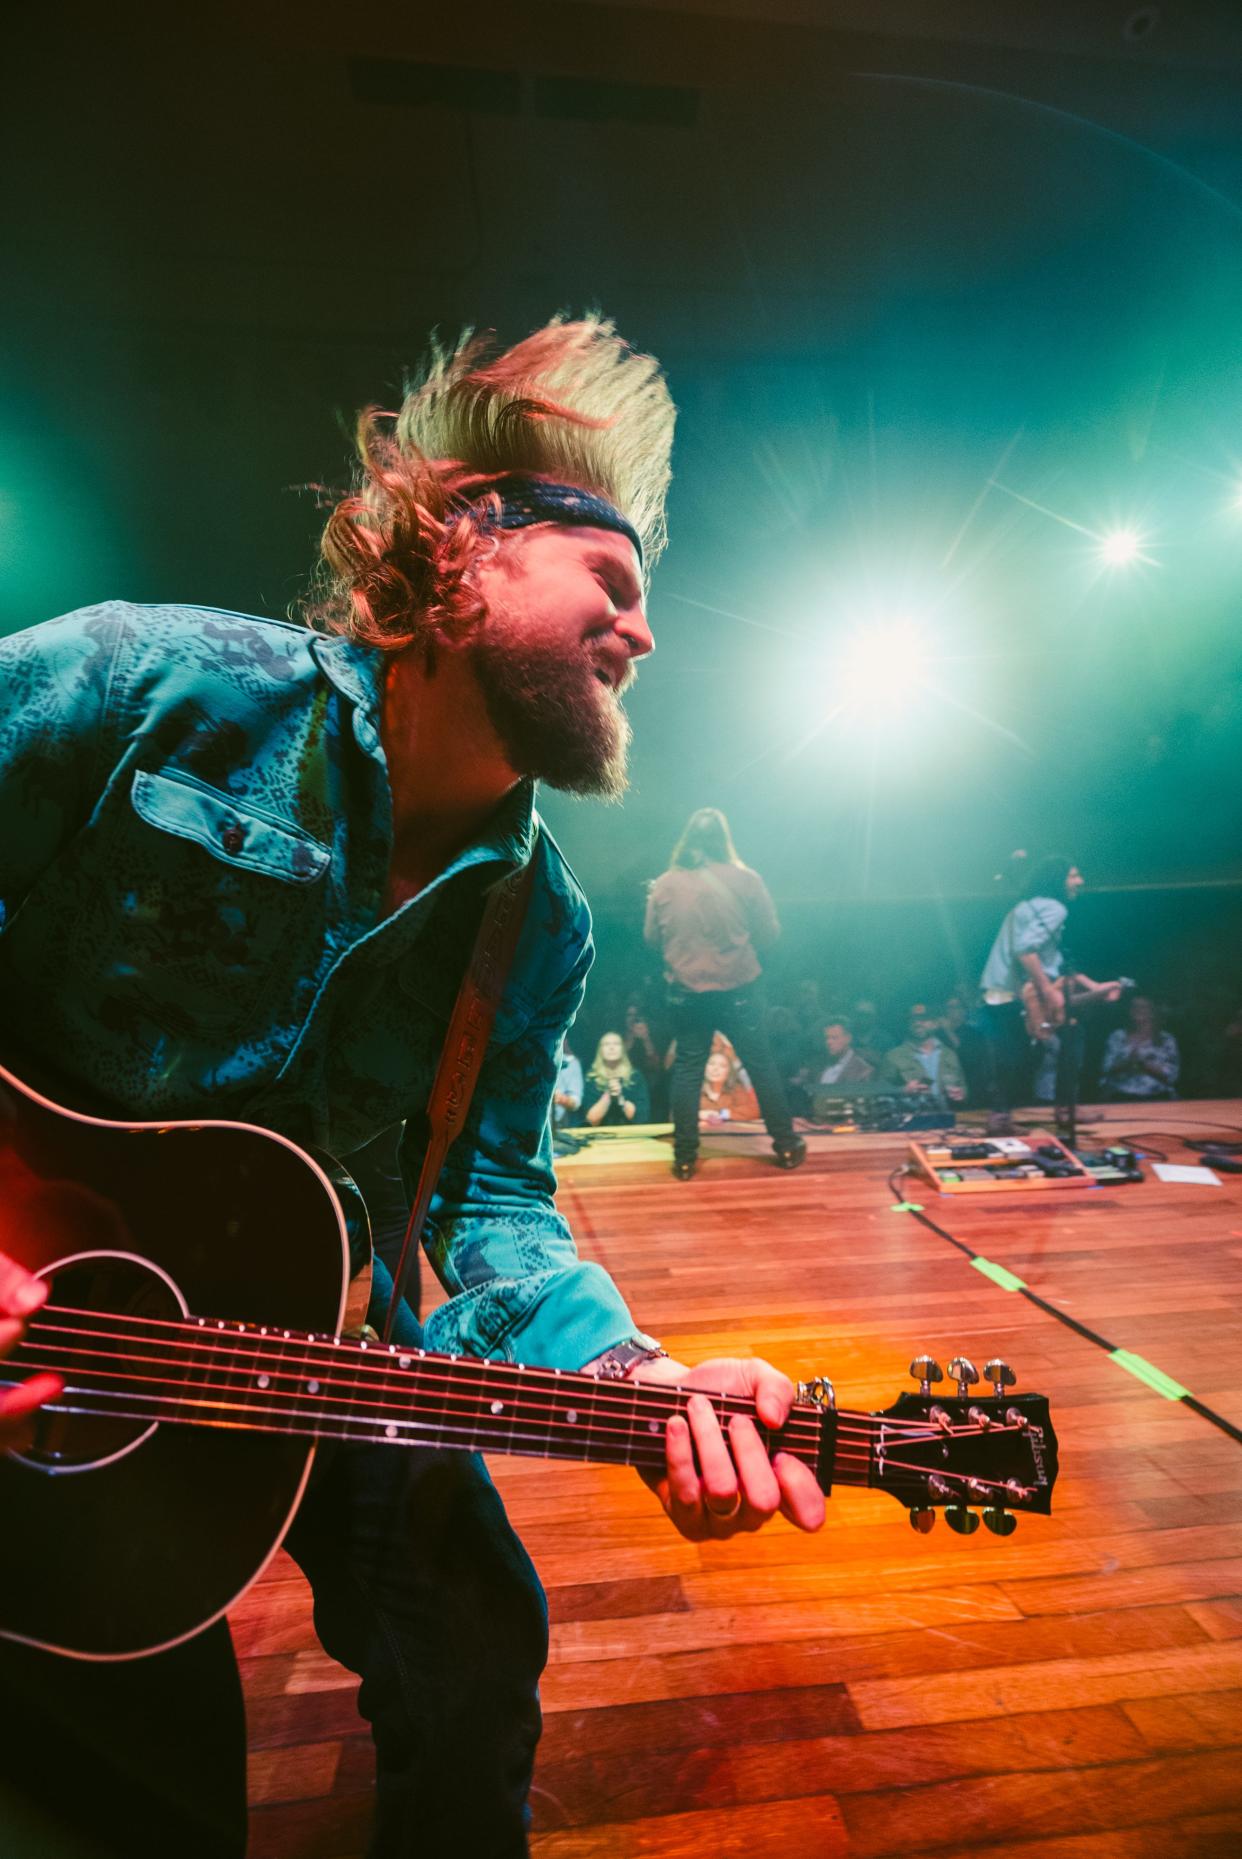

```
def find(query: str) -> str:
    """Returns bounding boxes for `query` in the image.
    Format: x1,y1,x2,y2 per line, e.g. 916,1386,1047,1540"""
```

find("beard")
470,631,633,800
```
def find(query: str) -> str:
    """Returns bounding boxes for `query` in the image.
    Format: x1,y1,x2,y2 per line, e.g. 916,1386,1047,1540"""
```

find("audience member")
699,1049,760,1125
937,991,989,1106
623,999,666,1119
883,1004,967,1109
850,998,895,1072
817,1019,876,1089
553,1039,584,1128
584,1032,652,1126
1207,1002,1242,1097
1099,997,1180,1101
766,1003,814,1115
795,978,826,1039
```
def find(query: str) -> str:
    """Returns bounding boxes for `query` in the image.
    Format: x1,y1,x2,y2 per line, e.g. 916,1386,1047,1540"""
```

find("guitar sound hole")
18,1252,187,1476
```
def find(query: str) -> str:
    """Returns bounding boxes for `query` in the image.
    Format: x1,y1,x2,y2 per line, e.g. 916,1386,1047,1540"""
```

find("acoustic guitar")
0,1060,1058,1661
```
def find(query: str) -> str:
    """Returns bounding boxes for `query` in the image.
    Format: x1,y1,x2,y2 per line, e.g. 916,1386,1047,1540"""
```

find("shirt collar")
309,631,384,720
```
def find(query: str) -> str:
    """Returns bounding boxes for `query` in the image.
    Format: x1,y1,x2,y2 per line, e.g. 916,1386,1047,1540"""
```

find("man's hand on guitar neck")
0,1249,61,1451
629,1353,827,1542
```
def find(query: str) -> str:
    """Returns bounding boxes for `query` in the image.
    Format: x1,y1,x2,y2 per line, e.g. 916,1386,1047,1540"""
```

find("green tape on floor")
891,1201,924,1213
971,1256,1027,1293
1110,1349,1191,1401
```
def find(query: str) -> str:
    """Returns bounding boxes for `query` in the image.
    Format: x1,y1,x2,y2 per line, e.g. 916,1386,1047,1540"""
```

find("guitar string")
11,1345,931,1467
23,1308,965,1441
20,1316,862,1432
31,1395,947,1489
29,1305,969,1430
18,1343,1020,1484
14,1348,985,1466
18,1342,875,1463
14,1331,944,1457
15,1386,975,1499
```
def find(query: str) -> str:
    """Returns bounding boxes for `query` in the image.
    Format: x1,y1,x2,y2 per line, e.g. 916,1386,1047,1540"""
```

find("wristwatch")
592,1338,669,1380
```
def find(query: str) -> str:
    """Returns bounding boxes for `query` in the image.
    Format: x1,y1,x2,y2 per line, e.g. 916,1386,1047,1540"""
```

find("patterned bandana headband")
461,477,644,566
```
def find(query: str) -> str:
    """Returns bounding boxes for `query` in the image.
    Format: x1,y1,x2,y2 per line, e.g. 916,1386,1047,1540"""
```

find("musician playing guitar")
980,856,1123,1131
0,320,824,1857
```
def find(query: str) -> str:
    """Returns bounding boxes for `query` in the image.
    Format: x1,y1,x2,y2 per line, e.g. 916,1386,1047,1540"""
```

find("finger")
728,1414,781,1518
663,1413,705,1533
0,1255,46,1320
749,1363,796,1431
685,1393,738,1512
0,1370,62,1451
774,1452,827,1533
0,1317,22,1357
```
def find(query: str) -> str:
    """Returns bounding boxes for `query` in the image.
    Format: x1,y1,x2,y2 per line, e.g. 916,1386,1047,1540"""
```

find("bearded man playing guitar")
0,320,825,1857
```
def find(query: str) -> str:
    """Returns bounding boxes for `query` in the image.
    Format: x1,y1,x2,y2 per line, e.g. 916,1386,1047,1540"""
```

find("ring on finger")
705,1489,743,1522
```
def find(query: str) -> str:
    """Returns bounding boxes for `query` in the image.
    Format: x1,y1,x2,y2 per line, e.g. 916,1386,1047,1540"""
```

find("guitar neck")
18,1304,865,1493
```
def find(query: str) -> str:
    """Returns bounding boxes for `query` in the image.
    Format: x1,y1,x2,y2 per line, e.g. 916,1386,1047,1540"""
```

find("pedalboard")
908,1130,1097,1194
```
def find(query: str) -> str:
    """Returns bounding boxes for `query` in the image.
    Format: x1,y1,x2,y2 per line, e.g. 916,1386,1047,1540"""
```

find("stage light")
837,619,925,722
1098,528,1142,566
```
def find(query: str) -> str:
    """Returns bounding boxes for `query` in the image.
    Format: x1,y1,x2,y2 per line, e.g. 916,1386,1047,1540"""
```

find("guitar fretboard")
12,1303,884,1485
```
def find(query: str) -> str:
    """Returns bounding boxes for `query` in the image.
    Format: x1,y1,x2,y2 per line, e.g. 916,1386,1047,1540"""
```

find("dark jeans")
669,982,797,1165
0,1162,548,1858
983,1001,1082,1116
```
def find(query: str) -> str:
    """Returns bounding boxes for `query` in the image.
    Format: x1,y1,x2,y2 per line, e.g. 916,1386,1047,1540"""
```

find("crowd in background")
555,978,1242,1132
552,812,1242,1141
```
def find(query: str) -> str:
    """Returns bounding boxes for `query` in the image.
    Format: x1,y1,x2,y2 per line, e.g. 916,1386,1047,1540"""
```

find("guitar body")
0,1062,355,1659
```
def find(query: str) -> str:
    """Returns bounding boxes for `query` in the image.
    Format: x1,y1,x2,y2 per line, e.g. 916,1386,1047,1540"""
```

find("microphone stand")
1058,986,1080,1151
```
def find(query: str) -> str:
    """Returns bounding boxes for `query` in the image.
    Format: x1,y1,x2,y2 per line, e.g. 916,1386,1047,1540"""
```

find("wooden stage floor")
240,1102,1242,1857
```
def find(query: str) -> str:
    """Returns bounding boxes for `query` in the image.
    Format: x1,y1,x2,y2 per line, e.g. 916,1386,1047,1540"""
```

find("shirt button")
221,824,244,854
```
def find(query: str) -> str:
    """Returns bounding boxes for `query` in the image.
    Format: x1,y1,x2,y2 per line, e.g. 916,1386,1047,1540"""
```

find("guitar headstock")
811,1354,1058,1536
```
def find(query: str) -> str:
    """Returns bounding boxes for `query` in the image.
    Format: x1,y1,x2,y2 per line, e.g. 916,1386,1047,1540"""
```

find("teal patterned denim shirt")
0,601,647,1368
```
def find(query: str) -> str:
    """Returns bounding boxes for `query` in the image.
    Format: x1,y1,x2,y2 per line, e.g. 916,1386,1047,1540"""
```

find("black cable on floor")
884,1163,1242,1446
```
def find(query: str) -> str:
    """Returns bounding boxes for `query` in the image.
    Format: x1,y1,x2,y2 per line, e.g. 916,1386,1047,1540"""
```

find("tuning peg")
983,1507,1017,1537
984,1358,1016,1397
947,1356,979,1398
909,1354,944,1396
908,1508,936,1534
944,1505,980,1535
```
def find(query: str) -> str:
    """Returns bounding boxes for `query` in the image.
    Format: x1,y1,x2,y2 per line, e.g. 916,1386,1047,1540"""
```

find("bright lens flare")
838,621,925,723
1099,528,1142,566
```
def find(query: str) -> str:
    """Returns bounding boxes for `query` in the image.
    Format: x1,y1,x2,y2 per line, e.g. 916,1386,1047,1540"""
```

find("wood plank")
1122,1689,1242,1752
527,1795,849,1858
848,1639,1242,1731
924,1813,1242,1859
839,1749,1242,1857
542,1604,1209,1712
247,1740,342,1807
533,1704,1147,1828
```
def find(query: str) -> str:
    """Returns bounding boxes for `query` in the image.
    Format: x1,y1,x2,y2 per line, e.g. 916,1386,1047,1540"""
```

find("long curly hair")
302,315,675,651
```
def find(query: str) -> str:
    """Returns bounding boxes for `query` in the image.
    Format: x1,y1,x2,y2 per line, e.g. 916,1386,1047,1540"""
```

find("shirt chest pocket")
70,766,332,1032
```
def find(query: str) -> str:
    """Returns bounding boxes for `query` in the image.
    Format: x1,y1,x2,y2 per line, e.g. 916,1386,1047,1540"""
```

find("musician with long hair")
645,808,805,1179
980,854,1120,1129
0,319,824,1856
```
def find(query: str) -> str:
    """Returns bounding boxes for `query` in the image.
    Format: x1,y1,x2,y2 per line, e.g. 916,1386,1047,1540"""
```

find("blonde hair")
588,1033,635,1092
303,315,675,650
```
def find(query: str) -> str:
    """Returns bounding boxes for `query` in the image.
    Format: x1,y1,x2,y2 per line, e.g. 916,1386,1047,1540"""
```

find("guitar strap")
382,856,537,1344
